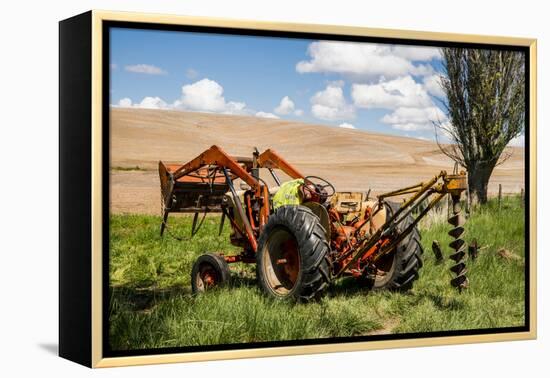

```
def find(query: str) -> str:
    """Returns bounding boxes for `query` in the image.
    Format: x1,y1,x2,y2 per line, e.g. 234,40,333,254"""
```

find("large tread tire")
257,205,331,302
369,202,423,291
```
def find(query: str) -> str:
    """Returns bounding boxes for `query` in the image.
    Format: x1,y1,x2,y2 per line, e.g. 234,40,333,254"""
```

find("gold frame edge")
91,11,104,367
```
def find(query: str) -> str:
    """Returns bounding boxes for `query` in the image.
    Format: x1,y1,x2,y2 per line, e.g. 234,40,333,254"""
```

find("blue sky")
110,27,456,141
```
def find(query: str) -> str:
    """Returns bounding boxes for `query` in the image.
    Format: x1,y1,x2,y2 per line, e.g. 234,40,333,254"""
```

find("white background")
0,0,547,376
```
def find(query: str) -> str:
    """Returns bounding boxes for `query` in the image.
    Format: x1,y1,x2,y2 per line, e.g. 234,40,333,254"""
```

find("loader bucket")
159,161,230,235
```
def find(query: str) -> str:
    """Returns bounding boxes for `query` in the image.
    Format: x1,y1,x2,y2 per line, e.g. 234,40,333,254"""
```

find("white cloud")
391,123,431,131
296,41,439,80
110,63,118,70
138,96,168,109
115,79,251,116
381,106,446,132
274,96,295,115
223,101,247,114
118,98,132,107
338,122,355,129
381,106,446,124
114,96,169,110
352,76,432,110
255,111,279,119
392,46,441,61
272,96,303,117
351,75,448,132
508,134,525,147
125,64,167,75
179,79,225,111
175,78,247,115
423,74,446,98
296,41,447,134
311,84,355,121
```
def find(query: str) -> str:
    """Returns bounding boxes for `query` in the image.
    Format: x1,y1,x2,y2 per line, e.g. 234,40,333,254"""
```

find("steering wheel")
303,175,336,202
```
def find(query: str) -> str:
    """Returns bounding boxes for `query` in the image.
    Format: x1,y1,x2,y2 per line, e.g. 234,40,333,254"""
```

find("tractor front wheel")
257,205,331,302
191,253,231,294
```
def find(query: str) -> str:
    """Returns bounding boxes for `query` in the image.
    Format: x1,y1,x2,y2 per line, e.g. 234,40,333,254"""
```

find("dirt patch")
367,318,400,335
497,248,522,262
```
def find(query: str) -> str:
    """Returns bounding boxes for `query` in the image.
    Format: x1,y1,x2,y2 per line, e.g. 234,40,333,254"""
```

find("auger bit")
448,194,468,290
443,169,469,291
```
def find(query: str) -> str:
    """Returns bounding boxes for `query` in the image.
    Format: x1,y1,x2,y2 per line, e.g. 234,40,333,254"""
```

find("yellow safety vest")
272,179,304,210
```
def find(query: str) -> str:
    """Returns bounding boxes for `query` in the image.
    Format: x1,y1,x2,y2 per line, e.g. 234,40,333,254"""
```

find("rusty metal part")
172,145,261,195
377,182,424,199
442,172,468,196
448,194,469,290
195,265,219,291
335,188,445,277
372,192,446,264
159,161,229,235
222,254,256,264
223,167,258,252
333,170,467,279
260,228,301,296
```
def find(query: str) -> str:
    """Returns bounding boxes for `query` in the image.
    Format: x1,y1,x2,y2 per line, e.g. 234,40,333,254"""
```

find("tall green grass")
109,196,525,351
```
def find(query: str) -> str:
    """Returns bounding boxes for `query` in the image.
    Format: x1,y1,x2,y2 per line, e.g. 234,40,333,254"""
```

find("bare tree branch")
436,48,525,203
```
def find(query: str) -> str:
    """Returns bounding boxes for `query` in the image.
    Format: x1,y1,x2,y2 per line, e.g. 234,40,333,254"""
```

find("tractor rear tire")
368,202,423,291
257,205,331,302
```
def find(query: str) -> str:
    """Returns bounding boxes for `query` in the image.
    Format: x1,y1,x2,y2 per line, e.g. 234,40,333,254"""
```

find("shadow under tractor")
159,145,468,302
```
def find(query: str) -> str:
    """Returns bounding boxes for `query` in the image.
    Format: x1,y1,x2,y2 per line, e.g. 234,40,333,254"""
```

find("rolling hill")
110,108,524,214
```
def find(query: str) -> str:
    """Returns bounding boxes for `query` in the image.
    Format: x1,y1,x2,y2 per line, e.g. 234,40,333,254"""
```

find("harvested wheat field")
110,108,525,214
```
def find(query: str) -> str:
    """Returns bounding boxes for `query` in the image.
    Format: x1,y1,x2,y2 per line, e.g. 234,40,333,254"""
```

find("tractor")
159,145,468,302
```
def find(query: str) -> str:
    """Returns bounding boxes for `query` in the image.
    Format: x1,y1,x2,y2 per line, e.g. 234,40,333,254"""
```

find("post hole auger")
159,146,469,301
332,169,468,290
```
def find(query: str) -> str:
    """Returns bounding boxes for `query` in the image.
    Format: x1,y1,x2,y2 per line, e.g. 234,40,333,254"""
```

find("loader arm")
172,145,261,196
257,149,304,180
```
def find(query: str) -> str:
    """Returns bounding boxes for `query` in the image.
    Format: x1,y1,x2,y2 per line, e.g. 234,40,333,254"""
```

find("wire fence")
414,184,524,229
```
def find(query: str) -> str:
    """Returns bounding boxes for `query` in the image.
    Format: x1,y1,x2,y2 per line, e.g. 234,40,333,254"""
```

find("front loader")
159,145,468,301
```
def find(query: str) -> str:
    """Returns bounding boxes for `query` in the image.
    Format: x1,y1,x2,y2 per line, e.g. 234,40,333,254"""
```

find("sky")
110,27,523,145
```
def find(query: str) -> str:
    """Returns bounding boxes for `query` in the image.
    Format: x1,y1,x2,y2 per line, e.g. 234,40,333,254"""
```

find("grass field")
108,196,525,351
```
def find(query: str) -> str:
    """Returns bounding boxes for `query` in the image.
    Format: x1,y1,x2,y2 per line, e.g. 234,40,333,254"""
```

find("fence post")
465,182,471,216
521,188,525,206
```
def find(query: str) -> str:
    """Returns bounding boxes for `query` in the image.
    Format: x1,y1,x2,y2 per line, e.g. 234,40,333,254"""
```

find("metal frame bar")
257,149,304,179
222,167,258,251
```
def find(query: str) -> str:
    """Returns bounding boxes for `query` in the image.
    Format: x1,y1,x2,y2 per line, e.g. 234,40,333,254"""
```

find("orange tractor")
159,145,468,301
